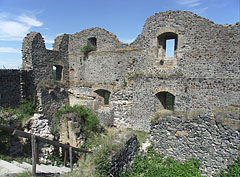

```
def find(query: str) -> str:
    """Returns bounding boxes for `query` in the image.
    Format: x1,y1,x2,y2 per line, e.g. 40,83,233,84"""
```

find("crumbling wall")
37,85,69,119
0,69,34,107
68,27,127,54
22,32,69,85
131,11,240,78
150,113,240,176
19,11,239,133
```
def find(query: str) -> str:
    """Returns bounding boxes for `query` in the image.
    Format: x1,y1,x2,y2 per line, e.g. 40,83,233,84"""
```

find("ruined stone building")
0,11,239,131
0,11,239,175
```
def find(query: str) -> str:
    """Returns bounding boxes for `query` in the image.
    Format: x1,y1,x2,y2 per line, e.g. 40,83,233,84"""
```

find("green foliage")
121,146,202,177
55,105,102,140
18,97,36,117
81,45,95,54
0,97,36,125
123,79,127,88
46,153,64,166
217,158,240,177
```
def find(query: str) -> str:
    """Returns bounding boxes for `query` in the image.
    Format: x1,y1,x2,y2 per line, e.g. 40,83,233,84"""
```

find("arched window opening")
53,65,63,81
88,37,97,50
156,91,175,110
94,89,111,105
157,32,178,58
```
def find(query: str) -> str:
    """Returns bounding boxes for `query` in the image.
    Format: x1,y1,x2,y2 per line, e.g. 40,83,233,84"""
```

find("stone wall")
69,49,141,85
110,134,139,176
22,32,69,85
150,113,240,176
131,11,240,78
37,85,69,119
18,10,239,132
0,69,34,107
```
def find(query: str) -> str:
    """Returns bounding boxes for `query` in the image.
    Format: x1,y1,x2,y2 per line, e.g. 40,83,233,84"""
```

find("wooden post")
31,134,37,176
64,149,67,166
36,142,39,164
69,147,73,172
84,153,87,161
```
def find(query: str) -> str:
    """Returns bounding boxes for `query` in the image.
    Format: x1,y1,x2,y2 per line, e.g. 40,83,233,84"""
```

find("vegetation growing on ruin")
81,45,96,55
52,105,103,143
121,146,202,177
0,97,36,125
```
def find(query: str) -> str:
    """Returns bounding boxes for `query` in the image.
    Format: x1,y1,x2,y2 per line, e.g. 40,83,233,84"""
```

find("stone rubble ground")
0,159,70,176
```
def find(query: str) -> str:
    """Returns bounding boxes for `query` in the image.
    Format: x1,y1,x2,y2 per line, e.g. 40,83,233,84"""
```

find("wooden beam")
12,129,92,153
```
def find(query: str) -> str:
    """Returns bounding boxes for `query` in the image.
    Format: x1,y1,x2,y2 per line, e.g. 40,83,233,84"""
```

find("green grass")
216,158,240,177
121,146,202,177
0,97,36,124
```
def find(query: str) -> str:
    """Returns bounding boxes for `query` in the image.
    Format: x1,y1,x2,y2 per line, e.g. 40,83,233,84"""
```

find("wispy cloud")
0,47,20,53
192,7,208,14
0,13,43,41
178,0,201,7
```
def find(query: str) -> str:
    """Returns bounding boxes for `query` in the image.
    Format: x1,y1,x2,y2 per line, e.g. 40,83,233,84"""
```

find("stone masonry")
0,10,239,175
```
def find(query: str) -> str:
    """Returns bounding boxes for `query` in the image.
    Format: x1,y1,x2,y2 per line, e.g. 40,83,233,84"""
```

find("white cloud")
119,38,135,44
0,13,43,41
0,21,30,37
18,15,43,27
0,60,21,69
178,0,201,7
0,47,21,53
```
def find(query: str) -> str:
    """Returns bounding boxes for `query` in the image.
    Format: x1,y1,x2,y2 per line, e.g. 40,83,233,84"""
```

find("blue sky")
0,0,239,69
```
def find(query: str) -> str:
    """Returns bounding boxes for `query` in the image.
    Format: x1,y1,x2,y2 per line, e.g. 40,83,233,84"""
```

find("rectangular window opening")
165,39,175,58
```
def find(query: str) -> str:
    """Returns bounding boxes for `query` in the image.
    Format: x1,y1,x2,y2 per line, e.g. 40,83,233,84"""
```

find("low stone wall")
150,113,240,176
110,134,140,176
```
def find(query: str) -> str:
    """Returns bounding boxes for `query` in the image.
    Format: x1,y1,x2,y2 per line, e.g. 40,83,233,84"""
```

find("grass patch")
126,128,148,144
216,157,240,177
0,97,36,126
121,146,202,177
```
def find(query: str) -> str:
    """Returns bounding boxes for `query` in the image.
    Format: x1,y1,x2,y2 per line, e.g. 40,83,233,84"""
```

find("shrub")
81,45,95,55
54,105,102,141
